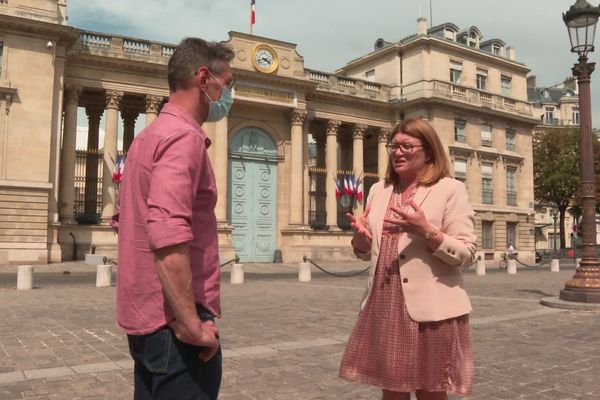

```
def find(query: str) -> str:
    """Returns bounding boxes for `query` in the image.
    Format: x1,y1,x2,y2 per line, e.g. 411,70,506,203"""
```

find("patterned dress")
339,190,473,396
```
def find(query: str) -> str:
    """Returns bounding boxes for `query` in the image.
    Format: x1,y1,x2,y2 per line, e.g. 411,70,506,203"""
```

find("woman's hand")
346,205,373,240
385,200,433,237
347,205,373,254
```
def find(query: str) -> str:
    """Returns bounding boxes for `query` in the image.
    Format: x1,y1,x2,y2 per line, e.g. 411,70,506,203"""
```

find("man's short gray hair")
168,37,234,92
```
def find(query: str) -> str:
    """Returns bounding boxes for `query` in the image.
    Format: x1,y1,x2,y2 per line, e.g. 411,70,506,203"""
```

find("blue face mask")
204,72,234,122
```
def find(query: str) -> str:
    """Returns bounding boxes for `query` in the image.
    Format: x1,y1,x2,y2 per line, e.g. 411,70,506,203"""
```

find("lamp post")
560,0,600,303
551,207,559,259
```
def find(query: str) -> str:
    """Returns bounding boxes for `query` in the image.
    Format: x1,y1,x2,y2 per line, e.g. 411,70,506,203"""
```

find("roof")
528,84,577,104
343,21,525,69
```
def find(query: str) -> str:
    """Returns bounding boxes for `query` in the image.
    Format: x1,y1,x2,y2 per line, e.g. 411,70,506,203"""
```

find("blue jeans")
127,304,222,400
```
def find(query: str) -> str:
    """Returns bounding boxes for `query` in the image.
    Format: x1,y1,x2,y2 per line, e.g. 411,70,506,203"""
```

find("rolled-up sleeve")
146,129,204,251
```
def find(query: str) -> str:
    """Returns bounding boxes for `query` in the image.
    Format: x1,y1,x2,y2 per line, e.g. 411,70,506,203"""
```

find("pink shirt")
115,103,220,335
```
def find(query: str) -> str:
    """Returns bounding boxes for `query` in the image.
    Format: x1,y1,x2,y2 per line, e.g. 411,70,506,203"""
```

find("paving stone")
0,261,599,399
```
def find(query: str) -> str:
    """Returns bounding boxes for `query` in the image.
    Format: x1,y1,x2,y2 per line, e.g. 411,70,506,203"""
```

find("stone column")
100,90,122,224
214,117,229,224
47,53,66,226
378,127,391,179
289,109,307,226
59,86,81,224
145,95,162,126
353,124,367,216
326,120,341,229
314,131,327,223
84,107,103,217
122,111,139,153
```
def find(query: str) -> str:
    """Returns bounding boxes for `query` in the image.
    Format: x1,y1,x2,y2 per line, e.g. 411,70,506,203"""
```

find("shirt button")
402,278,408,283
451,250,456,255
447,248,452,253
399,254,406,260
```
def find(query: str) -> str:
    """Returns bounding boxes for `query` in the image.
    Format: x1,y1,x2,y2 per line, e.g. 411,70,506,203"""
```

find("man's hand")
168,318,220,362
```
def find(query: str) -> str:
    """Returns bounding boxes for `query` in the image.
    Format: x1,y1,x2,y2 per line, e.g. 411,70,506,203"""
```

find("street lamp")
550,207,559,259
560,0,600,303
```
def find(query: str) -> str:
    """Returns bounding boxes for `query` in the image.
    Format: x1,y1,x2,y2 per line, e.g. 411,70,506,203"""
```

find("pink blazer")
357,177,476,322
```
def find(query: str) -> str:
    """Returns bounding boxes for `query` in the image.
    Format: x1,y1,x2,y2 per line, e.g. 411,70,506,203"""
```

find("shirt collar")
160,103,212,148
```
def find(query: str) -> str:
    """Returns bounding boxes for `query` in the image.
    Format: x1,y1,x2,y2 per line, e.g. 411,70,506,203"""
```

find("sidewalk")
0,260,598,399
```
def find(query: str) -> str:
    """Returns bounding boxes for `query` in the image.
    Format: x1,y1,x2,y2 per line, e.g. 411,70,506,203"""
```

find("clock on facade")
252,44,279,74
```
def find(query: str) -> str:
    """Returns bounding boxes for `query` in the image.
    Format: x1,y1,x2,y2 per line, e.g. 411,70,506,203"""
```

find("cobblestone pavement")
0,260,599,399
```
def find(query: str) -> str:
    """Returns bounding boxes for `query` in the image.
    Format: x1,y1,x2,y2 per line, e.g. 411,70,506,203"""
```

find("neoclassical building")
528,76,600,251
0,1,538,264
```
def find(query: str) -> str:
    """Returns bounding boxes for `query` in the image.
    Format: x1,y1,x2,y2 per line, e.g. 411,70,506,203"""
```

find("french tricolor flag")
251,0,256,28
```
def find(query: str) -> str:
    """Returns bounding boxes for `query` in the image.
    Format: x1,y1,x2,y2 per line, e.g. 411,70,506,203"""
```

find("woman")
339,118,476,400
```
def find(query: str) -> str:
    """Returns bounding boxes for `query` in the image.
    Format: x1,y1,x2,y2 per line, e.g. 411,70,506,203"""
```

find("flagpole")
250,1,253,35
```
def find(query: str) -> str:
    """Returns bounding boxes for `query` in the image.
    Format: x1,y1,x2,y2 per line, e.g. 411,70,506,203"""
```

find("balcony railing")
419,80,533,118
507,191,517,206
506,142,516,151
305,69,391,101
79,31,176,62
482,189,493,204
481,138,492,147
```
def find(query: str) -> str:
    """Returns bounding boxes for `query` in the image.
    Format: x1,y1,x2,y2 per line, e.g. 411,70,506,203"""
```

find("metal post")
553,211,558,259
560,55,600,303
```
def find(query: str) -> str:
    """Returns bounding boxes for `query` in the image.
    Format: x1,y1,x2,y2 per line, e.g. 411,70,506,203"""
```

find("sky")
67,0,600,134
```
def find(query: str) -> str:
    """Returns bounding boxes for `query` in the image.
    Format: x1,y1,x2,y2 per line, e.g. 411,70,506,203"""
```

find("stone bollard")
299,262,311,282
507,259,517,275
230,263,244,284
96,264,112,287
17,265,34,290
475,259,486,276
576,258,582,269
550,258,560,272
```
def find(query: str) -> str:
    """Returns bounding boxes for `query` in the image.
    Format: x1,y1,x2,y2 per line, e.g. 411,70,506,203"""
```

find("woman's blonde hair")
384,118,451,185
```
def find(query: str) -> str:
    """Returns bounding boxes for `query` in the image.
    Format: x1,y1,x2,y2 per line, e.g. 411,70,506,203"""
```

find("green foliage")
533,127,581,211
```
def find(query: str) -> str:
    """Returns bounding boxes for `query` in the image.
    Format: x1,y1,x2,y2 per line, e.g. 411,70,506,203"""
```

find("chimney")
526,75,537,88
417,17,428,35
506,46,516,60
563,76,577,91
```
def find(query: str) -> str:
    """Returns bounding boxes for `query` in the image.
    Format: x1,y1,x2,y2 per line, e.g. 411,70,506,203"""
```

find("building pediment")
225,31,306,80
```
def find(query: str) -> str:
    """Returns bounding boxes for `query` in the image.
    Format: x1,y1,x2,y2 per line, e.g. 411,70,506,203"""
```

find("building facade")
529,76,600,252
0,2,538,264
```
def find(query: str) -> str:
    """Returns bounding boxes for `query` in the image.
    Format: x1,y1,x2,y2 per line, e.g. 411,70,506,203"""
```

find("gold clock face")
252,44,279,74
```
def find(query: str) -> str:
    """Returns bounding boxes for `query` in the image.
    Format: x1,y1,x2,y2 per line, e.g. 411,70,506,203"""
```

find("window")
505,128,516,151
548,233,559,250
365,69,375,82
501,76,512,96
492,44,503,56
544,107,555,125
482,221,494,248
0,42,3,76
506,223,517,248
481,163,493,204
454,159,467,183
573,108,580,125
476,69,487,90
506,167,517,205
450,61,462,84
444,29,456,41
454,119,466,142
481,123,492,147
468,32,478,48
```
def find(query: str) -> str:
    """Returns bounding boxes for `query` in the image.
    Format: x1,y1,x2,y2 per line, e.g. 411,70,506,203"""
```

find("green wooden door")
228,128,278,262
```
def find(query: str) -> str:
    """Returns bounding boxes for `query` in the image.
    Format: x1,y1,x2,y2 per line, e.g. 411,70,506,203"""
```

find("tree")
533,128,580,249
570,131,600,234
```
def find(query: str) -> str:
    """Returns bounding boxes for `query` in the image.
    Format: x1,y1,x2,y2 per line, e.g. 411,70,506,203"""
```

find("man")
114,37,234,399
507,243,515,260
